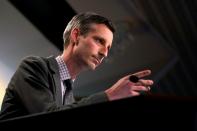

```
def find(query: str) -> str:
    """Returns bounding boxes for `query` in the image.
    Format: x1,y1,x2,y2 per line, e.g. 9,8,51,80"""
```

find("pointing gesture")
105,70,154,101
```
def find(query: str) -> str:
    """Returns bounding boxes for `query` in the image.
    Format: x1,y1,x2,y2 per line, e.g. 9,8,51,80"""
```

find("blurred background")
0,0,197,107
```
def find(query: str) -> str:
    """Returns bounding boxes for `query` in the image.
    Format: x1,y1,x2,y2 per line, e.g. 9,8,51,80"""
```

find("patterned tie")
63,79,75,105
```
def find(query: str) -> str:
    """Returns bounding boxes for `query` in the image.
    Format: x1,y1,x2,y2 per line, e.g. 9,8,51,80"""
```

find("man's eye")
95,38,102,43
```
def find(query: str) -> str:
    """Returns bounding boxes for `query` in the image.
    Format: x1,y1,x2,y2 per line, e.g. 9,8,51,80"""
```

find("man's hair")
63,12,115,48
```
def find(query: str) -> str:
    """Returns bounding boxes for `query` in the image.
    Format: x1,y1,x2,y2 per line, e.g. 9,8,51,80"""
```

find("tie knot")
63,79,72,91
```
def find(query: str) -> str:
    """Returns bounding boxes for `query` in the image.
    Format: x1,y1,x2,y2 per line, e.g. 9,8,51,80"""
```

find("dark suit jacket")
0,56,108,120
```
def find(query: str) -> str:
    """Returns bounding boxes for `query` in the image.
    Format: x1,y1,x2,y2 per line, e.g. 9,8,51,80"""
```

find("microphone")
129,75,139,83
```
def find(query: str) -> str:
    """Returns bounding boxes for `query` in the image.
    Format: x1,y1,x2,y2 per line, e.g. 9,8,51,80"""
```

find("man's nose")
99,47,108,58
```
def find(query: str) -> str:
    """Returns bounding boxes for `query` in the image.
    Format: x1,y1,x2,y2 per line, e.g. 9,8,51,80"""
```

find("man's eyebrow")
94,36,106,43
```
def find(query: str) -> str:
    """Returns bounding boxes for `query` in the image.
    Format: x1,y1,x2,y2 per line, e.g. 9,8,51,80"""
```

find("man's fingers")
132,70,151,78
135,79,154,86
131,85,149,91
129,90,140,96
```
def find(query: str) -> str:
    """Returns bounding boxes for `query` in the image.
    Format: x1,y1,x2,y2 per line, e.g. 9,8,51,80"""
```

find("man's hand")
105,69,154,101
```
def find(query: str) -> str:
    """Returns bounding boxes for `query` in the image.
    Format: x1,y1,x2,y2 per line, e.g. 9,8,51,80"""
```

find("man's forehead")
89,23,112,33
87,23,113,45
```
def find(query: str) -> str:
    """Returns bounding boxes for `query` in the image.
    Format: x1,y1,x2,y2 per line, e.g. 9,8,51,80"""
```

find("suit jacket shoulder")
0,55,109,120
0,55,62,120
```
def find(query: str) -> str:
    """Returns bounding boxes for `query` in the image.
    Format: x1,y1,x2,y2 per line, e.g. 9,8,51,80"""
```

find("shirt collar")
55,55,71,81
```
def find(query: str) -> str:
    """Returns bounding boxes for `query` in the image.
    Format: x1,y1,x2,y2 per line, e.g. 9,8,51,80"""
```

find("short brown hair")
63,12,115,48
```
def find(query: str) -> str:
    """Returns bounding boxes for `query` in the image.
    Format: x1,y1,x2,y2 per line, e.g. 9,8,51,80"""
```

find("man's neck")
61,47,86,80
65,58,81,80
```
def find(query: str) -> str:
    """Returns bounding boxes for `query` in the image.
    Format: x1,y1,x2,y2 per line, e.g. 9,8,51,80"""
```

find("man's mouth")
92,56,101,65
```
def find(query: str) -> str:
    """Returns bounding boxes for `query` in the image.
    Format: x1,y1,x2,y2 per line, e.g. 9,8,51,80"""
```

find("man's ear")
70,28,80,46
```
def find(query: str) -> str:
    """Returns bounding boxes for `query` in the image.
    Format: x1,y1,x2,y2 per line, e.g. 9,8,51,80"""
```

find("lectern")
0,94,196,130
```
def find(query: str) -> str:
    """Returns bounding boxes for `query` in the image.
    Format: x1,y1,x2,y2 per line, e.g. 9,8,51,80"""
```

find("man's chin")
89,65,97,70
85,60,100,70
88,63,97,70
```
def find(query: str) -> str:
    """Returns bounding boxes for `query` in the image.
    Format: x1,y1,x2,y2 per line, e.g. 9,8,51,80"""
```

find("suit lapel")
46,56,63,106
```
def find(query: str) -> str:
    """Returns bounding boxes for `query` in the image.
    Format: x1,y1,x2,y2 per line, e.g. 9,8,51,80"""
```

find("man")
0,12,153,120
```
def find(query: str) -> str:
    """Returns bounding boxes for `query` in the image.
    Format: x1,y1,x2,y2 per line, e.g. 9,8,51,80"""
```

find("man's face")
73,24,113,70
